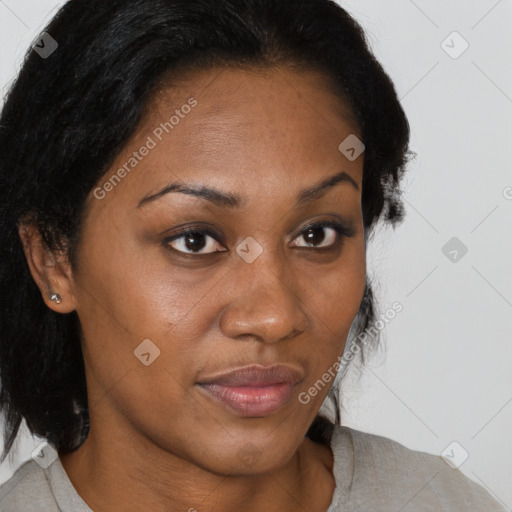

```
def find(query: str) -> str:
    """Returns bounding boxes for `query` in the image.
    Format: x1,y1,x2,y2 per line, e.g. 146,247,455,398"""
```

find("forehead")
145,64,360,147
90,66,363,214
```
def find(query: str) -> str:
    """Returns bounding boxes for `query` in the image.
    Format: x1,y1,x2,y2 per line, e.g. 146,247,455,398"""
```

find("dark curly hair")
0,0,412,462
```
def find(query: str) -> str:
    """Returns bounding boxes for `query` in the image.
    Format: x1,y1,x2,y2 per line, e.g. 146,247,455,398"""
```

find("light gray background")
0,0,511,509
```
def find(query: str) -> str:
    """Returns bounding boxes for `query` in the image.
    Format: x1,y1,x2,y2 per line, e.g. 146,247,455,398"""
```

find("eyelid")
293,218,356,241
163,226,226,253
163,218,356,255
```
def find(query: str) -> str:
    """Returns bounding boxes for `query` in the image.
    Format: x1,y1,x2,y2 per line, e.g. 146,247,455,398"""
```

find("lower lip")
198,382,295,417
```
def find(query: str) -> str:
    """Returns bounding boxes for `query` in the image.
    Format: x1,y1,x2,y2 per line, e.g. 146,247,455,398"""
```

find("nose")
218,253,309,345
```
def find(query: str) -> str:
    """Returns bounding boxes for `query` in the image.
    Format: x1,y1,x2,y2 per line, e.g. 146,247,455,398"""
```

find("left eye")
291,222,343,249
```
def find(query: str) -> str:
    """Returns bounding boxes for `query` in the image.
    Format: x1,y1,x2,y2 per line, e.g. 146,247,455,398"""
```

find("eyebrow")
136,170,359,209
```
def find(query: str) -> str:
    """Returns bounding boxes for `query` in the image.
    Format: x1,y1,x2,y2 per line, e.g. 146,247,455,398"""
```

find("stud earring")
49,292,62,304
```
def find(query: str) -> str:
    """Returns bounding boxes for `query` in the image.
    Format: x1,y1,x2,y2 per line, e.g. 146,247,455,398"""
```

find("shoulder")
332,425,507,511
0,458,61,512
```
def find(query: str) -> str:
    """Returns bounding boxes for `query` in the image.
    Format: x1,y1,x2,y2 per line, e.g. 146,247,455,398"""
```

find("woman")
0,0,506,510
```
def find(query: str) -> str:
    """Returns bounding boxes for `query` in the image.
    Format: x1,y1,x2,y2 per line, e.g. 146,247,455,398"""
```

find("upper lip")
197,364,304,387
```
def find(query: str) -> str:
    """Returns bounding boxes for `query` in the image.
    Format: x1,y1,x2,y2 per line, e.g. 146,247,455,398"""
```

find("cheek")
74,253,211,442
72,224,218,401
295,249,366,413
75,211,220,339
296,235,366,329
298,236,367,373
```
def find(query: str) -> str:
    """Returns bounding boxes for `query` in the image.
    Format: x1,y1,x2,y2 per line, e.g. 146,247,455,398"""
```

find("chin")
192,436,299,476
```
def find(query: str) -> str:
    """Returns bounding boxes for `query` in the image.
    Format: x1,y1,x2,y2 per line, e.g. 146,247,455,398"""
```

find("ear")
17,222,77,313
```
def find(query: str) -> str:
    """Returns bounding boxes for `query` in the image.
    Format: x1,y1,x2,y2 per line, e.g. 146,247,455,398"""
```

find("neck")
59,410,335,512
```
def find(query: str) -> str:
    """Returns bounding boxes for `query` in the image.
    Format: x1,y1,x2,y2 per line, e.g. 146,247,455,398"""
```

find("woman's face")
70,66,366,474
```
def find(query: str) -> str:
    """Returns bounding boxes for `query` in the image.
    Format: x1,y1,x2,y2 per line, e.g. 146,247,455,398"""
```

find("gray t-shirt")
0,424,507,511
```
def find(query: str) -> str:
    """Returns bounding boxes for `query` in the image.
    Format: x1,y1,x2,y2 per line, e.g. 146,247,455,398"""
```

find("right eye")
164,228,227,255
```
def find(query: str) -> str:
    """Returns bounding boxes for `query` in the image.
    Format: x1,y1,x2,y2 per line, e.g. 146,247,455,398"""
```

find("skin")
19,65,366,512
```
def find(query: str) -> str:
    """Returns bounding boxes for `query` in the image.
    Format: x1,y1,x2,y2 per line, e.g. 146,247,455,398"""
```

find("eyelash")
163,220,355,256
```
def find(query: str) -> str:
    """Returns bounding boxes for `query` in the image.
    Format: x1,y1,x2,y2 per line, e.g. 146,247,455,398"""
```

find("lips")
197,364,304,387
196,364,304,417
